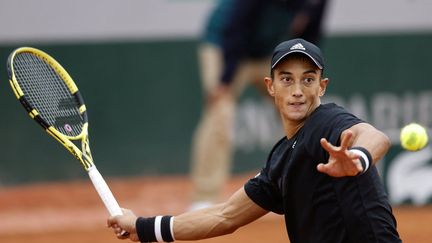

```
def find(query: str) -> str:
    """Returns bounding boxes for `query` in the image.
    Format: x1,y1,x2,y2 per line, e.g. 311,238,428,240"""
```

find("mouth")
287,101,306,112
288,101,306,107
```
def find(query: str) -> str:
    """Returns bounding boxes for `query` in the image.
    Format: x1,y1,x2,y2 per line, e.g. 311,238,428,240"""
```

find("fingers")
319,130,365,177
107,216,122,232
321,130,354,153
116,228,130,239
320,138,335,153
107,215,118,227
107,208,135,227
320,129,354,153
339,130,353,150
107,220,130,240
316,163,327,174
107,209,138,241
317,156,364,177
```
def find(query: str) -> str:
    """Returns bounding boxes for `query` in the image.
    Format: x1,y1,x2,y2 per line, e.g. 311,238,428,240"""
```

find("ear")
319,78,329,97
264,77,275,97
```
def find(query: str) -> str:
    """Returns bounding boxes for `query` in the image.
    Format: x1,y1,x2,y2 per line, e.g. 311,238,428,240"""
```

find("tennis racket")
7,47,128,234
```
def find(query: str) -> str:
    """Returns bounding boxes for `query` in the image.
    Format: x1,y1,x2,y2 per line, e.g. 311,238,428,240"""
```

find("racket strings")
13,53,84,137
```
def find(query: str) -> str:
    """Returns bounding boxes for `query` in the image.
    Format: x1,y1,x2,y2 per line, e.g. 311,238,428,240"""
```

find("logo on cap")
290,43,305,51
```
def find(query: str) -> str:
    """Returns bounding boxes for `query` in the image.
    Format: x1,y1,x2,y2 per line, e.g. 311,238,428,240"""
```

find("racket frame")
7,47,125,219
8,47,93,170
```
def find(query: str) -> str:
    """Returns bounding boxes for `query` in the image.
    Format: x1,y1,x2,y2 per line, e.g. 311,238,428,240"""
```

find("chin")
285,112,306,122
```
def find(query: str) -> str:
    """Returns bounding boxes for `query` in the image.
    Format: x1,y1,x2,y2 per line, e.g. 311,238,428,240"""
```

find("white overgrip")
87,166,122,216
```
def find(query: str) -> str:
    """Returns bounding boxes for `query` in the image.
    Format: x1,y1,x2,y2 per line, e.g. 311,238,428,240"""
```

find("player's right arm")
108,187,268,241
174,187,268,240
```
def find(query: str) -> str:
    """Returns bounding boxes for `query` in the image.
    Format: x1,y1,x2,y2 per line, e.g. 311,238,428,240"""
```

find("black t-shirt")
244,103,401,243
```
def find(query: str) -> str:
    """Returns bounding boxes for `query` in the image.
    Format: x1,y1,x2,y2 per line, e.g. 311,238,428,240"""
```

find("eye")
280,76,293,85
303,77,315,86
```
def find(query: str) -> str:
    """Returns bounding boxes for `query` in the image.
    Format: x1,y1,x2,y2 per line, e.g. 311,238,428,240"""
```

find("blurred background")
0,0,431,242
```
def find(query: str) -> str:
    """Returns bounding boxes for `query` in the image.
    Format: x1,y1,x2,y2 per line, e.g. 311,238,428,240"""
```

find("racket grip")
87,166,123,216
88,166,129,236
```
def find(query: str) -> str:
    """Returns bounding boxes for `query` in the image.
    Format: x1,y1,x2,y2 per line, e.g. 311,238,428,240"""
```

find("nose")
291,81,303,97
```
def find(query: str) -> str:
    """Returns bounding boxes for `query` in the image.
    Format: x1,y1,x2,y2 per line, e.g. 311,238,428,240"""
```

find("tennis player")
190,0,329,210
108,38,401,243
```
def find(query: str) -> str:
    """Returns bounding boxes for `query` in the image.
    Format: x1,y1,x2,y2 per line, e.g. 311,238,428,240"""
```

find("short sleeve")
305,104,364,161
244,170,284,214
327,111,364,146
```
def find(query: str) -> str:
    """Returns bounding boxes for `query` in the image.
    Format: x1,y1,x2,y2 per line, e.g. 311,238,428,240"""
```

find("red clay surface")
0,173,431,243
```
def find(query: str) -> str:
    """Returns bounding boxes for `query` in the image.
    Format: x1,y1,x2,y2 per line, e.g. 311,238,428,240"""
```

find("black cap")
271,38,324,70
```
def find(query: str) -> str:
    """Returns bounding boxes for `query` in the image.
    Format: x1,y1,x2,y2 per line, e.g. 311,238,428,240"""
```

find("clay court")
0,173,431,243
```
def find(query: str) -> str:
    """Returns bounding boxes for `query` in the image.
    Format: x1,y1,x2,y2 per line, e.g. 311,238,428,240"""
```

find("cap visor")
272,50,323,69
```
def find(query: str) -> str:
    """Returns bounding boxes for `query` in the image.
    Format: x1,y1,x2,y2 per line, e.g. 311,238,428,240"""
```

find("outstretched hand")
317,130,364,177
107,208,139,242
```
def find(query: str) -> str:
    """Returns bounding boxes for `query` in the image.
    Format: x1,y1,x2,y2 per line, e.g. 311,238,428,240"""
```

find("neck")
282,102,321,139
283,120,304,139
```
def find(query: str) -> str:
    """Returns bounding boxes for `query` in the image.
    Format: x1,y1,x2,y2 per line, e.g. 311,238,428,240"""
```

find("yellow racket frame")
8,47,93,170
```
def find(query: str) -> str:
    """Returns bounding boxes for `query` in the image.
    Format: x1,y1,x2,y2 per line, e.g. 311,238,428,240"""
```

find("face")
265,55,328,127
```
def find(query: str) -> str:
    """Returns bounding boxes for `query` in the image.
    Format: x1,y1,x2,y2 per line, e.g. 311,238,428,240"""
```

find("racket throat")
81,153,93,170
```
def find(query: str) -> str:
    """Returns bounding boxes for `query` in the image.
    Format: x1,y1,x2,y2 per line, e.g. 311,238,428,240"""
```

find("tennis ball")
400,123,428,151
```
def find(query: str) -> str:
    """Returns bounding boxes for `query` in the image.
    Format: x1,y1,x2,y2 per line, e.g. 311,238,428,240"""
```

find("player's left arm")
317,122,391,177
346,122,391,163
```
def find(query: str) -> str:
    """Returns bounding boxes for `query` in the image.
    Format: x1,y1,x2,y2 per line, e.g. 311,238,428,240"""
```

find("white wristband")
170,216,175,241
154,216,163,242
350,148,370,173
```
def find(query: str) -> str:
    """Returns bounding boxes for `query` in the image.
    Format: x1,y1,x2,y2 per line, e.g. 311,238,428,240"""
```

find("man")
108,38,401,243
190,0,329,210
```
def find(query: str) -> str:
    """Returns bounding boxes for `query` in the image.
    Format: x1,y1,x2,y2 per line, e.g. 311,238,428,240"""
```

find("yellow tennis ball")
400,123,428,151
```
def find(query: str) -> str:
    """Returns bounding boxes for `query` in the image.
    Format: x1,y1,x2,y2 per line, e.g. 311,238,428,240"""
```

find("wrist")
349,147,372,174
136,216,175,242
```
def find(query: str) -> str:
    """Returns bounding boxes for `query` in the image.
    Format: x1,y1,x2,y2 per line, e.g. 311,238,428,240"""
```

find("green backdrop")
1,33,432,203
